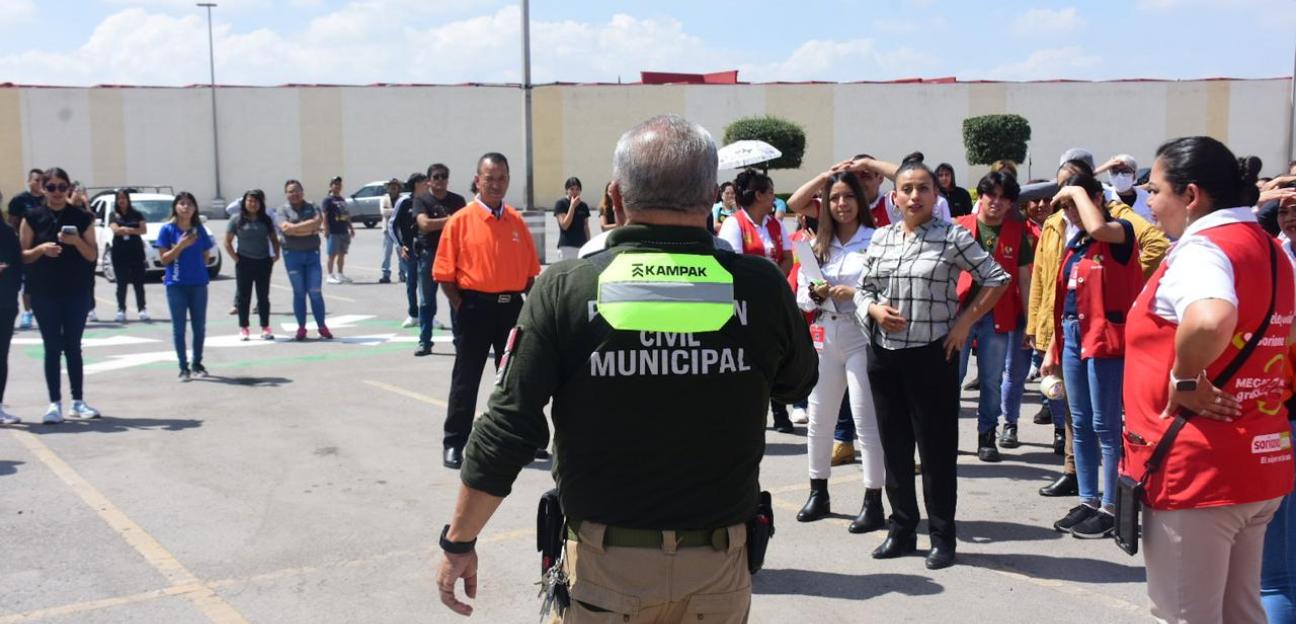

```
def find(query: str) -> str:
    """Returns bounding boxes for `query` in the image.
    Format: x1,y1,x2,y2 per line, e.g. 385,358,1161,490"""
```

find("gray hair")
1059,147,1095,170
611,114,717,214
1112,153,1137,171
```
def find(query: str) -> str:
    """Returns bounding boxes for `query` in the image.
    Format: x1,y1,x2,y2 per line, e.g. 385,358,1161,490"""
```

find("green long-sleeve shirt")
461,224,818,530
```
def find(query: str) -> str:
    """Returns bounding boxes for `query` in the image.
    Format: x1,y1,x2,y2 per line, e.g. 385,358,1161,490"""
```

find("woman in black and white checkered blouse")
844,155,1010,570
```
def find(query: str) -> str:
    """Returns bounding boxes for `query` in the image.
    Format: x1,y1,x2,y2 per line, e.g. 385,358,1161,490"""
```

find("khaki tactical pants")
552,520,751,623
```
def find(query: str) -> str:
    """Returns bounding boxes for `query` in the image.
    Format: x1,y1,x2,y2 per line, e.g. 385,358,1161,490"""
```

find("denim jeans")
417,248,439,347
380,231,395,279
1060,318,1124,507
1263,420,1296,623
165,284,208,372
833,395,855,442
401,254,418,319
30,292,90,402
958,314,1011,434
1000,322,1031,425
283,249,326,328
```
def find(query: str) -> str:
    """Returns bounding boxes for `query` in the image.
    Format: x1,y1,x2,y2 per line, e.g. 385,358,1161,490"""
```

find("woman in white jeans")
787,168,885,533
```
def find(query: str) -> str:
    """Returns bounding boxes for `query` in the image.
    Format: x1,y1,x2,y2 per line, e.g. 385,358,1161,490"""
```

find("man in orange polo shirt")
433,152,541,469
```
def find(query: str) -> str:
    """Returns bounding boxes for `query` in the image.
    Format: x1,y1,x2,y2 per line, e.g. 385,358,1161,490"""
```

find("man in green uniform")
435,114,818,621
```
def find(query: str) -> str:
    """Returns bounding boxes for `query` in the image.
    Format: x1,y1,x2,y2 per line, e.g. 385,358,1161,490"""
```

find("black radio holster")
746,490,775,574
537,488,566,573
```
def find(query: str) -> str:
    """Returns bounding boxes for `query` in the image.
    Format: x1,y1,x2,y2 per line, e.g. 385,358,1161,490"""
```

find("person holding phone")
0,211,21,424
553,176,590,260
19,167,101,423
157,192,214,381
108,189,149,322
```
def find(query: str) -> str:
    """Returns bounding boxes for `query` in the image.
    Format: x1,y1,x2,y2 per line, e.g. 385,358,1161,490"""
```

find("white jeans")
806,313,884,488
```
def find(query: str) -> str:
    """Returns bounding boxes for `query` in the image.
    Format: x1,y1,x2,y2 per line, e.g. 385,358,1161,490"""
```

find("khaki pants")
1144,497,1283,624
553,520,751,623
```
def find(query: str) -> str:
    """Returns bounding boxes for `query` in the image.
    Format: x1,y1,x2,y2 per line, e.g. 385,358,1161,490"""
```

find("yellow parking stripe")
363,379,449,407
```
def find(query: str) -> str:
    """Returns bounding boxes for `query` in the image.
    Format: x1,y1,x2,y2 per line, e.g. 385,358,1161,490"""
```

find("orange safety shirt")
432,200,540,293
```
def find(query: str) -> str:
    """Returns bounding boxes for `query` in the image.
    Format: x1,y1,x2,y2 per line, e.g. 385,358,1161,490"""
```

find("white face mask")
1110,172,1135,193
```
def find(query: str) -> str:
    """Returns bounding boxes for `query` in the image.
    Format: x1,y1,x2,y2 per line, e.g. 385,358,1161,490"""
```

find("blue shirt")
156,222,214,286
1061,219,1135,318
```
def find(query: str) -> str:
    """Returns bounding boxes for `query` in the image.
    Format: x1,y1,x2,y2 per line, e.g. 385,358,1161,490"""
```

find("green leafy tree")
723,116,806,170
962,114,1032,166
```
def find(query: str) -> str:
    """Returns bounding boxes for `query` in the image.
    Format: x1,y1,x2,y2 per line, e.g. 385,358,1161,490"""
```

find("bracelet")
439,524,476,554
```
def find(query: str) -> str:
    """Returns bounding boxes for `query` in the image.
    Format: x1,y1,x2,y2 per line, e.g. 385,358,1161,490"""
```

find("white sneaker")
0,407,20,425
114,310,126,323
87,310,99,322
18,311,32,329
326,274,342,284
42,402,63,424
433,319,449,330
401,316,418,328
71,400,101,419
790,406,809,424
338,274,354,284
139,308,151,322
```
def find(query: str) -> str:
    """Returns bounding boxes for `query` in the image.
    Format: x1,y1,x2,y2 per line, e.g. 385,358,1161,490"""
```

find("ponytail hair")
895,152,937,187
1156,136,1259,208
734,169,773,208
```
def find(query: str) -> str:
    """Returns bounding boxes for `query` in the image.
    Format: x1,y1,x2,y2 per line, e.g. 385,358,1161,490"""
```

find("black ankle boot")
796,479,831,522
977,430,1001,462
1052,426,1066,455
871,530,917,559
848,488,886,533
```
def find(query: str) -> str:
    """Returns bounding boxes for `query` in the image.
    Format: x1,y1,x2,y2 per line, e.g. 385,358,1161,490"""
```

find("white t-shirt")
717,209,793,259
1152,207,1254,322
577,229,734,259
1105,185,1153,222
881,193,951,223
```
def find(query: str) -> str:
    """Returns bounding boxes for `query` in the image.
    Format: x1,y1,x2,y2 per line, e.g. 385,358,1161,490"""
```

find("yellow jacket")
1025,200,1170,353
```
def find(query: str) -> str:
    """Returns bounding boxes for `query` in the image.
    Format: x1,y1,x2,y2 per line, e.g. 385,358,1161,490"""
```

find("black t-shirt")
6,191,41,223
393,196,418,252
553,198,591,247
416,191,466,253
109,208,147,261
322,195,350,235
0,223,20,308
24,205,94,297
944,186,974,218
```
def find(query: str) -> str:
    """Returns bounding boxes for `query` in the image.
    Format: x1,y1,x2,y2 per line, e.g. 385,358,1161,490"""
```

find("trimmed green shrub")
962,114,1031,166
723,116,806,170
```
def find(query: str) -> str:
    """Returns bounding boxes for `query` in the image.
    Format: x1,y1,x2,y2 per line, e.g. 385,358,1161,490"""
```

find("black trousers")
0,307,14,403
235,257,273,328
867,338,960,545
113,256,147,312
444,291,523,450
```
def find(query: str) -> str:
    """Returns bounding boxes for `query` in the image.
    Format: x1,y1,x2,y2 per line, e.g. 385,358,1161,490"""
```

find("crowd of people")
6,124,1296,622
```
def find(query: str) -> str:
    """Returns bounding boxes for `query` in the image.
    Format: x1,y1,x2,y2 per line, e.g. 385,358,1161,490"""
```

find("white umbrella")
717,140,782,171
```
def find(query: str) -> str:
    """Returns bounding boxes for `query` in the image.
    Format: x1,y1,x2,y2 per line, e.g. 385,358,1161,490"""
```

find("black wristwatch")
1171,372,1199,392
440,524,477,554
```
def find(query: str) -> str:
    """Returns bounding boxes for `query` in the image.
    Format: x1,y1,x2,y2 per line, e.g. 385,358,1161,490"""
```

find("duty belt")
566,519,729,550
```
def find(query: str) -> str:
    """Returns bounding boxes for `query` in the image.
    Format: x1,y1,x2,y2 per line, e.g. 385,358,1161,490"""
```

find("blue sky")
1,0,1293,85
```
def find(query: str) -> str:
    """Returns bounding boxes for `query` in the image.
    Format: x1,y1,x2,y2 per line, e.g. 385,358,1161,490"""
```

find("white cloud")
1012,7,1085,35
743,38,940,82
971,46,1102,81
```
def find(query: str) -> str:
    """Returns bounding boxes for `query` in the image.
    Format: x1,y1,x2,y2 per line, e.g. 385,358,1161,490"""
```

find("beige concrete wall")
0,79,1291,213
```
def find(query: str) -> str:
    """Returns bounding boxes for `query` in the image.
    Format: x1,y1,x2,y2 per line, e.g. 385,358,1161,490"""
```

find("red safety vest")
870,196,890,228
955,215,1028,333
1051,234,1143,360
1123,222,1295,510
734,208,785,265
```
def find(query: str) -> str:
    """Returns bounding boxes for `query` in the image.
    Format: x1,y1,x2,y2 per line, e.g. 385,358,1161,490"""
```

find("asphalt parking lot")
0,222,1153,623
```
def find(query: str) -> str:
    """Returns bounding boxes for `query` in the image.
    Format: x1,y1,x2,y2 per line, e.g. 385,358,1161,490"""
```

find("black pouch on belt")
536,488,565,574
745,490,775,574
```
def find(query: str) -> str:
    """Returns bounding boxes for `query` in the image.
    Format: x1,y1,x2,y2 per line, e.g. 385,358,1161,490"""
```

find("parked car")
90,190,223,282
347,181,394,228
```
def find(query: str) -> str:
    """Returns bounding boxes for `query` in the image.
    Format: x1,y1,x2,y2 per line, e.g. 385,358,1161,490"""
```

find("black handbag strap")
1141,240,1280,483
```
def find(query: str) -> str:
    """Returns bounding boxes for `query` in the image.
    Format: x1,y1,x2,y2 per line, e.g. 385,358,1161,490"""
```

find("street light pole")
521,0,534,212
197,2,223,209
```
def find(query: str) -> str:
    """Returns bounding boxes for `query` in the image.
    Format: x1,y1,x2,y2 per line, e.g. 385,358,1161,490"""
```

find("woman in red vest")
1038,172,1142,539
719,169,796,433
1127,136,1294,623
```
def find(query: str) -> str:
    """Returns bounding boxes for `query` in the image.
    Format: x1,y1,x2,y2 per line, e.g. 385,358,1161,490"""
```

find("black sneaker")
178,369,191,382
999,424,1020,449
192,363,209,378
1053,504,1098,533
1071,509,1116,539
414,344,433,357
1033,404,1052,425
378,276,392,284
977,430,1001,462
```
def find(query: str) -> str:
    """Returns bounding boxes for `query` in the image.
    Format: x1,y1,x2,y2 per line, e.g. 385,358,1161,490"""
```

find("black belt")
462,290,522,304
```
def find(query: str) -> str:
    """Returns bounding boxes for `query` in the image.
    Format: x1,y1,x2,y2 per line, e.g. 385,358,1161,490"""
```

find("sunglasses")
44,183,69,193
431,174,448,181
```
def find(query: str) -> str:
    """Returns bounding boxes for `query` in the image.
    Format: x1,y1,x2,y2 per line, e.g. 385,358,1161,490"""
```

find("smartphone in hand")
60,225,78,236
